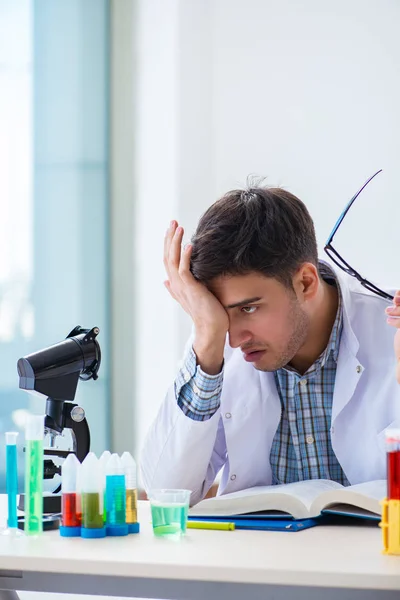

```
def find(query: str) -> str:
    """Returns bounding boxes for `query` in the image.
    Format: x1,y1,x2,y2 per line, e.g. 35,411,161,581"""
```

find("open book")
189,479,386,521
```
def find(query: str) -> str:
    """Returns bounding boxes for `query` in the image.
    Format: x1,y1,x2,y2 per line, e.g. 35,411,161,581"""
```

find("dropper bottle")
80,452,106,538
105,453,128,536
60,453,81,537
24,414,44,536
121,451,140,534
99,450,111,523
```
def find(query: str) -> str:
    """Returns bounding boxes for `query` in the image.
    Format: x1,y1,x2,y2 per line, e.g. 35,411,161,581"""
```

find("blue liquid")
105,474,126,526
6,444,18,528
151,503,188,536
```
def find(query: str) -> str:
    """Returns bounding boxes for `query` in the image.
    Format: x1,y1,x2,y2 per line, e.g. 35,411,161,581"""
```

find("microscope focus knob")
70,406,85,423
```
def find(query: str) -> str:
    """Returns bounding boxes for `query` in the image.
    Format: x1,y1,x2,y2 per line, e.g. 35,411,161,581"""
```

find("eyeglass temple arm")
327,169,383,244
324,245,394,301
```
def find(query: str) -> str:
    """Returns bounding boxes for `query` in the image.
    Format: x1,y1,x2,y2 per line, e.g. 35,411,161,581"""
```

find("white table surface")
0,496,399,599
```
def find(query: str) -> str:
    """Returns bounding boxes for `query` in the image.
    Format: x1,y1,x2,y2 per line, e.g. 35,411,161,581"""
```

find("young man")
141,186,400,505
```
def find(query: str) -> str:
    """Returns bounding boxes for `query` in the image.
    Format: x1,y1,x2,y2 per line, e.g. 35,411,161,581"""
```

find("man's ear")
292,263,320,303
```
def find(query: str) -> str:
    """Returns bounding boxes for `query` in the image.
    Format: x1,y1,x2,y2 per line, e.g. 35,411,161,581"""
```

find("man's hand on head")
163,221,228,375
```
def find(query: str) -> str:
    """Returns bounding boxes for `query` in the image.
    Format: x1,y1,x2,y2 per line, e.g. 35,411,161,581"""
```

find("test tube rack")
380,499,400,555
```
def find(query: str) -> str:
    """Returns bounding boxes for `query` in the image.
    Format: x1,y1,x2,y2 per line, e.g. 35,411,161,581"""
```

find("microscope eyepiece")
66,326,101,382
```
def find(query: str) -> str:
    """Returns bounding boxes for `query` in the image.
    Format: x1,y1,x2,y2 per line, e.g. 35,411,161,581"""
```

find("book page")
189,479,342,519
345,480,386,500
311,479,386,517
322,504,381,521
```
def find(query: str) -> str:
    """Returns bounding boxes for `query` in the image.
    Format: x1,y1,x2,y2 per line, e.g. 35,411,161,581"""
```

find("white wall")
133,0,400,470
211,0,400,283
133,0,214,466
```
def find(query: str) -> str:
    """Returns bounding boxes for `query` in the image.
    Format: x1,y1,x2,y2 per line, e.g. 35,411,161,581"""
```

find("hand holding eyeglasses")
386,291,400,384
385,290,400,326
386,291,400,322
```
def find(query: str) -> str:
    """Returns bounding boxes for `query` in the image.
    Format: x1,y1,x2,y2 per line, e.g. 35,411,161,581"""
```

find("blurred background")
1,0,400,500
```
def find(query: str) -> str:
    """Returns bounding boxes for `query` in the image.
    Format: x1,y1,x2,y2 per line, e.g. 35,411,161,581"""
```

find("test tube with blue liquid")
2,432,22,537
105,453,128,536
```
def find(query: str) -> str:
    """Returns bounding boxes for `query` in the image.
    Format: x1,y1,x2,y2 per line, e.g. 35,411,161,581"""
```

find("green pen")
187,520,235,531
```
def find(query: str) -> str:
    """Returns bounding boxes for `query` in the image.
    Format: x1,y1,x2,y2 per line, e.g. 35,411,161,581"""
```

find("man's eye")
241,306,257,314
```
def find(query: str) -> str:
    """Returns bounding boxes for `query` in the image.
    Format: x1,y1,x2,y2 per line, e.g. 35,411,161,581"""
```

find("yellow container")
380,498,400,555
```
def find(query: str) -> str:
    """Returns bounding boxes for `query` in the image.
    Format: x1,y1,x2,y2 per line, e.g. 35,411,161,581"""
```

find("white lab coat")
140,267,400,505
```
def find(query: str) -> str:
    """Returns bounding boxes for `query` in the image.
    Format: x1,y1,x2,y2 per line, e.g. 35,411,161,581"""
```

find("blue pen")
5,432,19,529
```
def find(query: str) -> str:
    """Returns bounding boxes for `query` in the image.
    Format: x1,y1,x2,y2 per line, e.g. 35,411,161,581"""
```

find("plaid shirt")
271,266,348,485
176,347,224,420
175,263,348,485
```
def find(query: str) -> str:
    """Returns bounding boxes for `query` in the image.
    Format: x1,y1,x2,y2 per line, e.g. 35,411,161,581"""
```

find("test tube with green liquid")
24,414,44,536
80,452,106,538
99,450,111,523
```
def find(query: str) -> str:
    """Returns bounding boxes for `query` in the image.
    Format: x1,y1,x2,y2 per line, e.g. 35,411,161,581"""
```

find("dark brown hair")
190,186,318,287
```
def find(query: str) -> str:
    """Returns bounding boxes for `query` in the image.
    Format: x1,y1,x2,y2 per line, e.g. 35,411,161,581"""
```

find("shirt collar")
319,262,343,366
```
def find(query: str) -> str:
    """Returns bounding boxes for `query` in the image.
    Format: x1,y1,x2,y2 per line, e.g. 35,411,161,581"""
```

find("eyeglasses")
324,169,394,301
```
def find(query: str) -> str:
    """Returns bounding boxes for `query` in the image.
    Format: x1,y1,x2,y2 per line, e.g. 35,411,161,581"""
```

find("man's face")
209,271,310,372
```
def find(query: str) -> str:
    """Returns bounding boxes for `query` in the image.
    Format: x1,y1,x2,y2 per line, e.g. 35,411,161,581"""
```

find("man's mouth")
243,349,266,363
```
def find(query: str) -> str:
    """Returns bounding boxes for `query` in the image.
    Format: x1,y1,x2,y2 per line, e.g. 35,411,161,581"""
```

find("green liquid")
151,503,188,536
81,493,104,528
24,439,43,535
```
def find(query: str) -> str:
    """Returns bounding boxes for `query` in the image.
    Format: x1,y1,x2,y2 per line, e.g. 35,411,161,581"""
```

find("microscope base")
18,493,62,515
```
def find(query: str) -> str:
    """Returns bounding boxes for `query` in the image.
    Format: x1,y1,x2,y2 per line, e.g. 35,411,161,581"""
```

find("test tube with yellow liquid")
121,452,140,534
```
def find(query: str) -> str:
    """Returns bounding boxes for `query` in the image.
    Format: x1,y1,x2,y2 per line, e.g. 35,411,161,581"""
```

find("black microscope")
17,326,101,514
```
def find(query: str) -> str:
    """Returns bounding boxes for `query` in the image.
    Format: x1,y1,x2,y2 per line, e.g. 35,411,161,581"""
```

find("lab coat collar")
320,260,365,423
319,259,360,358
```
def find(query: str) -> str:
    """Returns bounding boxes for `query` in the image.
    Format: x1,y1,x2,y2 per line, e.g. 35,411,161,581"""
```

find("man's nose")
228,325,253,349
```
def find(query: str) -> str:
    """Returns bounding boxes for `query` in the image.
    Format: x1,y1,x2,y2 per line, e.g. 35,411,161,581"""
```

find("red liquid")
387,451,400,499
62,493,81,527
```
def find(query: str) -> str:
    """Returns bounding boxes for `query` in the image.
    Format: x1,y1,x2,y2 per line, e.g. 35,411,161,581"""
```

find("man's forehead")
209,272,281,302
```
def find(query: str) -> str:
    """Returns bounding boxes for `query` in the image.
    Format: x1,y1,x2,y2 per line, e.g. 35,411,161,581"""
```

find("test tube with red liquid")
386,429,400,500
60,453,81,537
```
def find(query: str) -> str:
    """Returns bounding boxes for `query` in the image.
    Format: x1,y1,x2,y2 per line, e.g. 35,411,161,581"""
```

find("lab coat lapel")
332,340,363,423
331,267,363,423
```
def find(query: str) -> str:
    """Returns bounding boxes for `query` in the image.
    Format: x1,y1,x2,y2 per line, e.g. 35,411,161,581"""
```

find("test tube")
99,450,111,523
386,429,400,499
80,452,106,538
105,453,128,536
60,453,81,537
5,432,19,530
24,414,44,536
121,451,140,534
